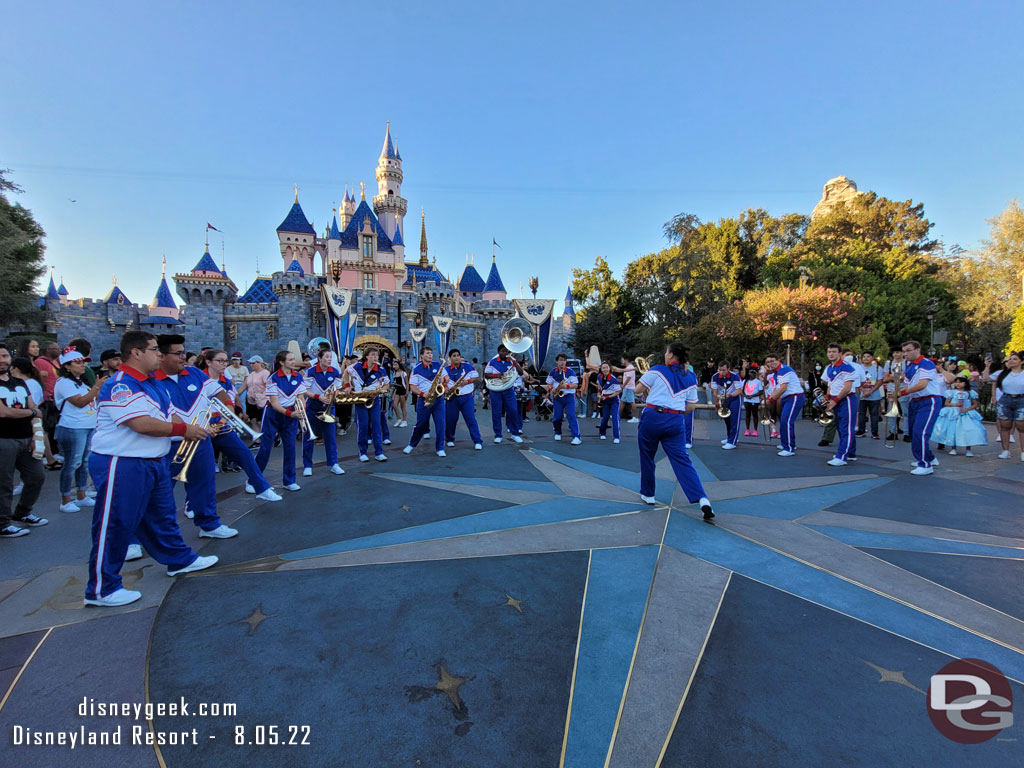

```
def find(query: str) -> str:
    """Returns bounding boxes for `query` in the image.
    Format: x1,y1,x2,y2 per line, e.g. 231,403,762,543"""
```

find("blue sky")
3,1,1021,309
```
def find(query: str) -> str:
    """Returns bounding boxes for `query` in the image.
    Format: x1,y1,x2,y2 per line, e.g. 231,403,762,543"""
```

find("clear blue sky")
3,1,1022,308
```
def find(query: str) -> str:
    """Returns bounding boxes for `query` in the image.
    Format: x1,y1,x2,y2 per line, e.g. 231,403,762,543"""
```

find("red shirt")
34,356,60,401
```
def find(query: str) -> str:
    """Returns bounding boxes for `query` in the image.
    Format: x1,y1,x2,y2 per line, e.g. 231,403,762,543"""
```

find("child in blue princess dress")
932,375,987,457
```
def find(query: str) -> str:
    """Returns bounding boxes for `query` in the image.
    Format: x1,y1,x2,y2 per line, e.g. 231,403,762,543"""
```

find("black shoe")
817,440,830,447
937,444,945,451
701,503,715,521
855,431,866,437
1,524,30,538
885,433,896,441
13,514,47,527
903,435,911,443
872,435,880,440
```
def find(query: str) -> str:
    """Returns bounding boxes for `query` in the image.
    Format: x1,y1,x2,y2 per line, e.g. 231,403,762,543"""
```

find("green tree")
569,256,621,320
0,170,47,327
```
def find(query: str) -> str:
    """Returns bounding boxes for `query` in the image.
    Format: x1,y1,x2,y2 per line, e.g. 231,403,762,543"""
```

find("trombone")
172,407,212,483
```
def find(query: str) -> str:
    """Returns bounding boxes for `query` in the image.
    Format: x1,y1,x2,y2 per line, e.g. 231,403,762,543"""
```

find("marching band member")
403,346,450,457
154,335,237,538
200,350,282,501
546,354,582,444
764,353,806,456
443,348,483,450
711,361,742,449
301,348,345,477
821,343,858,466
254,350,308,488
484,344,525,444
85,331,218,607
633,342,713,520
899,339,946,475
347,346,390,462
596,362,622,442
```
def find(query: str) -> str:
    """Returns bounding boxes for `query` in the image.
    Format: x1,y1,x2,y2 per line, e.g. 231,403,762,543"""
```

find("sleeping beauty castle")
43,124,576,366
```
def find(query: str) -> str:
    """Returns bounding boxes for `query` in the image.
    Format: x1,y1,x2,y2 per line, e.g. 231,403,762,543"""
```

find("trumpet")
293,397,316,440
209,397,262,443
172,407,213,483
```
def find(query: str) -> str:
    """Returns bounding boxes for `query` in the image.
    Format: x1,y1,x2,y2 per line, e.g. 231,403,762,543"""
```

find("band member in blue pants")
484,345,524,443
443,349,483,449
764,353,807,457
596,362,621,442
711,361,742,449
346,346,390,462
546,354,582,444
821,343,858,466
301,348,344,477
633,342,713,520
254,350,307,488
404,347,450,457
900,339,947,476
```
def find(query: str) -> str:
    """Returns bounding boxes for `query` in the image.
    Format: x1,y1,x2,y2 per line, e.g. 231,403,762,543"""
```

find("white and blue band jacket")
902,356,946,398
446,362,478,396
598,373,621,399
91,365,175,459
304,364,341,401
265,369,307,410
346,361,389,393
411,361,449,397
640,364,698,410
822,362,857,399
545,367,578,399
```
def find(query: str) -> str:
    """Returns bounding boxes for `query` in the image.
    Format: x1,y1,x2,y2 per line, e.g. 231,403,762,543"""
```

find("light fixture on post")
781,319,797,367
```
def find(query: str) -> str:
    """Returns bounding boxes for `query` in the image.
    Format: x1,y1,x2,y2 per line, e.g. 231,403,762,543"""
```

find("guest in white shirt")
53,348,105,512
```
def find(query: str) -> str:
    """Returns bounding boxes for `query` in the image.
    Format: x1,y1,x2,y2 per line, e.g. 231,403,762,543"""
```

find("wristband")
285,406,294,415
170,421,187,438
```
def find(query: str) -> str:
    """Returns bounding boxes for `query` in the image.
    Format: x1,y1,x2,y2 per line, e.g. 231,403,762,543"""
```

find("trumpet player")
546,353,582,444
711,361,743,449
443,349,483,450
764,353,806,456
254,350,308,490
404,346,450,457
484,344,525,443
347,346,390,462
85,332,220,608
200,350,282,501
154,335,238,538
821,343,858,466
301,348,345,477
596,362,622,442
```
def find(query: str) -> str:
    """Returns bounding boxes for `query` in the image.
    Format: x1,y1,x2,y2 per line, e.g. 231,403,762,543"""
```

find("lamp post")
781,319,797,367
529,276,539,298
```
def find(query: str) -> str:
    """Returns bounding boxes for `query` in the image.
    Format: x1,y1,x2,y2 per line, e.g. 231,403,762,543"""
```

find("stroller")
530,384,553,420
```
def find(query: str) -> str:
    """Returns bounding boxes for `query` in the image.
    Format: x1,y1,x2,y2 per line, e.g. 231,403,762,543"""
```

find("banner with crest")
512,299,556,368
431,315,454,358
408,328,428,360
321,285,355,355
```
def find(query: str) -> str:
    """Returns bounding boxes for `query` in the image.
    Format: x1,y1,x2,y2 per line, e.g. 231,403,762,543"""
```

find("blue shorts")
621,388,635,403
997,393,1024,421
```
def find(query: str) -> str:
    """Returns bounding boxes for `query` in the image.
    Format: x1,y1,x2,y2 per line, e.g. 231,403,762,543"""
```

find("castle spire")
360,182,365,201
294,183,299,203
419,209,429,268
380,121,397,159
162,254,166,278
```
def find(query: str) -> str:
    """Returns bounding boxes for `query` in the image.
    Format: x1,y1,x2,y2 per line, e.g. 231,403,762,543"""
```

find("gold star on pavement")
435,665,468,711
239,604,270,636
504,593,523,613
860,660,926,695
401,504,410,511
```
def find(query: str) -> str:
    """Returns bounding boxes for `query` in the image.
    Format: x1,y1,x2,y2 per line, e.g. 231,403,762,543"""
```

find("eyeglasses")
145,346,160,353
212,358,229,364
168,351,187,357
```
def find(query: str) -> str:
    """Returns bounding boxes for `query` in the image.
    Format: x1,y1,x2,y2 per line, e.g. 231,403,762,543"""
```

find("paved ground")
1,412,1022,766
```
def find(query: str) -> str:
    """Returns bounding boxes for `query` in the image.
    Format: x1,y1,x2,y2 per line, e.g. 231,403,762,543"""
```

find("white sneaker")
125,544,143,561
424,433,431,439
614,438,620,444
284,483,301,492
931,459,939,467
722,443,736,450
640,494,657,505
245,483,256,494
330,464,345,475
400,421,408,427
84,588,141,607
303,467,313,477
591,412,598,418
393,420,401,427
256,488,283,501
437,450,447,457
360,454,370,462
403,445,413,454
183,505,194,519
777,450,795,457
474,443,482,450
948,448,957,456
339,429,347,435
167,554,218,576
375,454,388,462
446,441,455,447
510,435,523,444
600,435,606,440
494,437,502,444
383,439,392,445
911,466,934,476
965,449,974,457
60,501,81,513
200,524,238,539
685,443,693,449
998,450,1010,459
827,458,847,467
627,418,639,423
571,437,582,445
76,496,95,507
721,439,729,444
553,434,562,441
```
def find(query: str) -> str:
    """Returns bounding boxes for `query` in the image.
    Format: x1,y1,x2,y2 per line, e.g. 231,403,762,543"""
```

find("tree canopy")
0,170,47,328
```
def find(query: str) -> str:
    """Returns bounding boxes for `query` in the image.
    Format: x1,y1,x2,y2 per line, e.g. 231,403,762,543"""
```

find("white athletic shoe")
403,445,413,454
375,454,388,462
393,419,401,427
125,544,144,561
998,450,1010,459
85,588,141,607
424,433,430,439
167,555,218,576
76,496,96,507
330,463,345,475
59,501,81,513
446,441,455,447
284,483,301,492
911,466,934,476
722,443,737,450
571,437,582,445
721,439,729,444
685,443,693,449
183,505,194,519
256,488,283,501
510,435,524,444
931,458,939,467
437,450,447,458
494,437,502,444
400,421,408,427
359,454,370,462
383,439,392,446
553,434,562,441
591,412,598,418
600,435,606,440
627,418,639,423
303,467,313,477
777,450,795,457
474,443,483,450
965,450,974,457
245,483,256,494
827,458,847,467
200,524,238,539
948,448,958,456
614,438,620,444
640,495,657,505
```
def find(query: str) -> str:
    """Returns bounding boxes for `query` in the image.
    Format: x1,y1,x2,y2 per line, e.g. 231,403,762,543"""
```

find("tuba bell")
501,318,533,355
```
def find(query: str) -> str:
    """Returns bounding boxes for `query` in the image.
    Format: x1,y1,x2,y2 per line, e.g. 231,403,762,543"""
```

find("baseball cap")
59,346,86,365
230,352,242,360
247,355,264,364
100,349,120,362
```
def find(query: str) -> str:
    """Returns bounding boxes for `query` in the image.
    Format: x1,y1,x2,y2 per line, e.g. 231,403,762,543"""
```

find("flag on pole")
206,223,222,232
492,238,501,249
